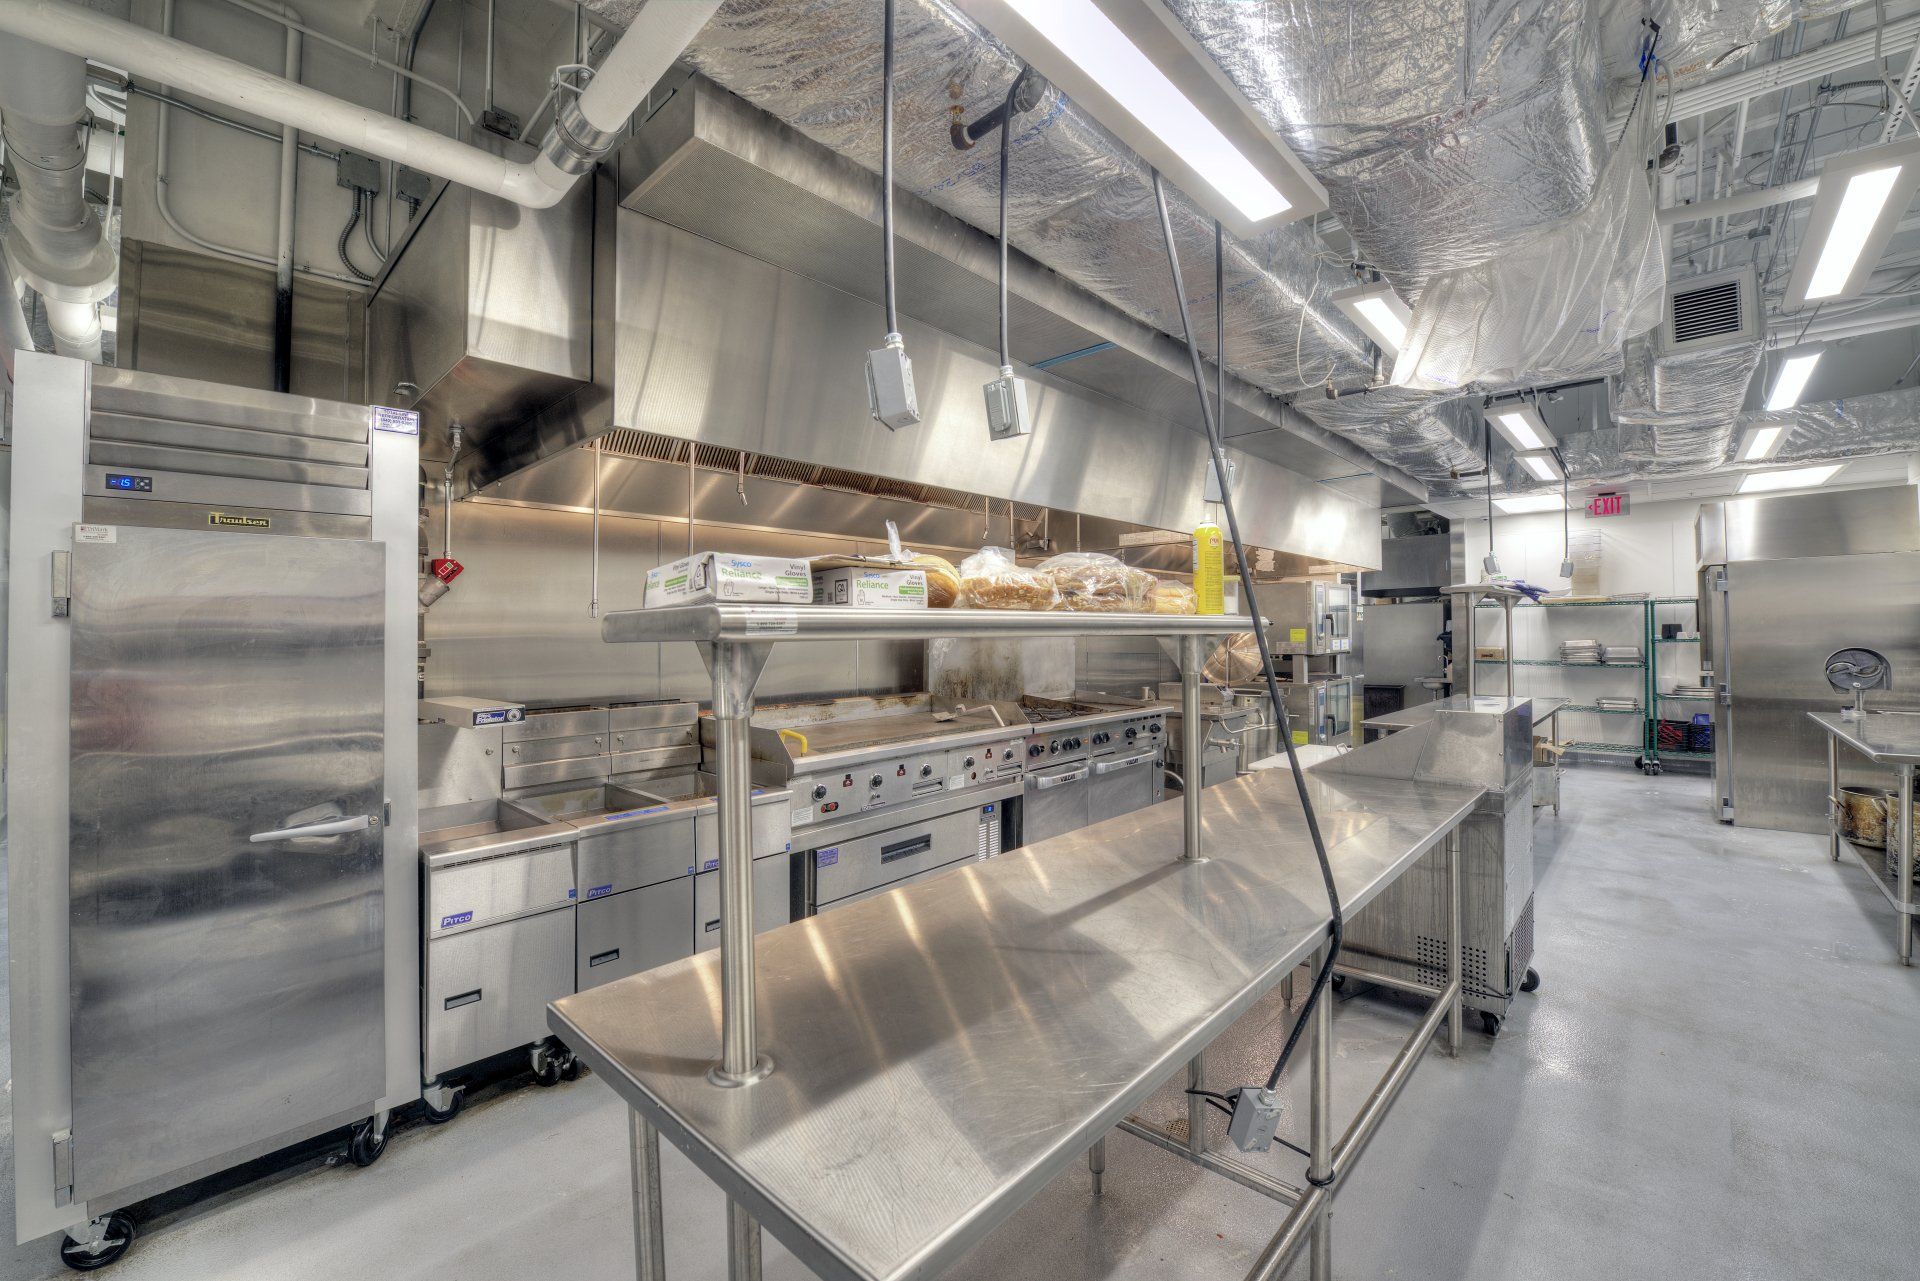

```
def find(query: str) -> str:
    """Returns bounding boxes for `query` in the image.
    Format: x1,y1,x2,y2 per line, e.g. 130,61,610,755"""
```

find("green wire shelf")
1475,658,1645,668
1660,748,1715,760
1565,741,1642,755
1562,704,1643,715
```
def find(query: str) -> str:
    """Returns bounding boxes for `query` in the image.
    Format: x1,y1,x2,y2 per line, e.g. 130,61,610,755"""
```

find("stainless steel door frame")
67,525,388,1206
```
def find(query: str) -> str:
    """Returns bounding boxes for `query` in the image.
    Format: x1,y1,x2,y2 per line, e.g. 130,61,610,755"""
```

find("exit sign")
1586,491,1629,518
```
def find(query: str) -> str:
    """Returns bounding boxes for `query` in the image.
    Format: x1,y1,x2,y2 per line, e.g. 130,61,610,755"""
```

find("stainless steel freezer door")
68,526,387,1204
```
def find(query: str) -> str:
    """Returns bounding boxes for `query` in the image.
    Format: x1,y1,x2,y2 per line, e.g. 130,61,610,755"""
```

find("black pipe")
996,69,1029,368
881,0,899,336
1149,175,1343,1118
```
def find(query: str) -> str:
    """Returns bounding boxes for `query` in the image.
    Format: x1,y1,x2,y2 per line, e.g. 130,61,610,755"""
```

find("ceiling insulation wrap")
1293,385,1488,481
1393,97,1664,392
654,0,1371,395
1162,0,1612,292
1727,383,1920,471
1605,331,1763,476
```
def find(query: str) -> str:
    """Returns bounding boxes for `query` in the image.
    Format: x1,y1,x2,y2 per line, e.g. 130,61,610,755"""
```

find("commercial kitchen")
2,1,1919,1278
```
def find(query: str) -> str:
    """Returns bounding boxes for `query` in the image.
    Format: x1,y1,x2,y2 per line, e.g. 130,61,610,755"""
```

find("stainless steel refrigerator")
1697,486,1920,830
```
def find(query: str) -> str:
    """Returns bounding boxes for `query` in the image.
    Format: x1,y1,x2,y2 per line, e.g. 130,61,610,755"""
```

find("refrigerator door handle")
249,814,376,843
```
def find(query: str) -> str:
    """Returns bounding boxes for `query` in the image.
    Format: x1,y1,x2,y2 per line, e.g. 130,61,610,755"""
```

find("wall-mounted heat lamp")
955,0,1328,238
1329,281,1412,357
1784,136,1920,307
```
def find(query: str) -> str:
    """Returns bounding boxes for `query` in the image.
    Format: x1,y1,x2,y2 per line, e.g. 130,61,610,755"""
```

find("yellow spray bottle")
1193,520,1225,615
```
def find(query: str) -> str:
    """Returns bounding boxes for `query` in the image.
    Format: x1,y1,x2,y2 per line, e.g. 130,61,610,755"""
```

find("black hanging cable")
881,0,900,338
1150,179,1344,1126
997,68,1029,370
338,190,375,283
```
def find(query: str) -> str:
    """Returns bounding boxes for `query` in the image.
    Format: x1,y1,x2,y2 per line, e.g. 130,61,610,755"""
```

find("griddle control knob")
812,784,828,801
963,756,977,768
920,764,934,778
1149,722,1163,734
1003,748,1015,761
869,774,884,789
1027,744,1044,758
1125,727,1138,741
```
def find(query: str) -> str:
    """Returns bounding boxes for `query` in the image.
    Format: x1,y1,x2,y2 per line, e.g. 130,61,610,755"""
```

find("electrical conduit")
0,0,724,212
0,28,115,360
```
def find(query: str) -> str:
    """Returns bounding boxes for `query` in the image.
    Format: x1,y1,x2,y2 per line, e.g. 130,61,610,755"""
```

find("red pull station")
430,557,464,584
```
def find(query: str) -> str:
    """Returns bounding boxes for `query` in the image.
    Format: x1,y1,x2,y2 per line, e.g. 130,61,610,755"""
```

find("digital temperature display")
105,473,154,493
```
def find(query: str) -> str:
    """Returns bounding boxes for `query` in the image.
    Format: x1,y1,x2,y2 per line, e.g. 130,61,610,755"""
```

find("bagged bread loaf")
908,553,961,608
1037,552,1155,612
1148,579,1197,615
955,546,1060,610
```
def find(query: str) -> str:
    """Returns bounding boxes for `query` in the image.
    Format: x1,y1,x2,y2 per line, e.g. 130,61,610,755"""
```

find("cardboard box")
1475,645,1507,662
645,552,813,607
1533,736,1570,766
811,567,928,609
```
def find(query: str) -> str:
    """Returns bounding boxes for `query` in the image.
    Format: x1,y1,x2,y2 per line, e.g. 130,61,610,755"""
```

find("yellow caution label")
1292,729,1310,745
1289,627,1308,644
208,512,270,529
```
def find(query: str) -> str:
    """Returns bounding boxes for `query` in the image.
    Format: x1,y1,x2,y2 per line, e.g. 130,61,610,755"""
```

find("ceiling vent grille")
1657,266,1759,354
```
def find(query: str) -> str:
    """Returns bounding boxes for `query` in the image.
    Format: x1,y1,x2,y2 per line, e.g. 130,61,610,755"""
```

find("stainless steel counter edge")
547,771,1480,1281
1808,711,1920,766
602,603,1262,645
421,822,579,870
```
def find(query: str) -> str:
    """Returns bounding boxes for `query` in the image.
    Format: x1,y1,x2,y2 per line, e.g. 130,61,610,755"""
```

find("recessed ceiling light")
1330,281,1412,357
1763,347,1822,412
1484,401,1557,453
1494,494,1566,513
1518,451,1563,482
957,0,1329,238
1784,136,1920,307
1735,424,1786,462
1737,463,1843,493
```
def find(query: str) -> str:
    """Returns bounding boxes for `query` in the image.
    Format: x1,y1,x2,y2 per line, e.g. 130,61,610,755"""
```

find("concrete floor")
4,765,1919,1279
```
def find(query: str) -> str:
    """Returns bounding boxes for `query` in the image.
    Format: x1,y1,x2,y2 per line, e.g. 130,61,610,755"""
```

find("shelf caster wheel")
347,1116,389,1167
1479,1011,1503,1037
60,1214,135,1272
1520,967,1541,994
532,1040,573,1088
422,1084,464,1125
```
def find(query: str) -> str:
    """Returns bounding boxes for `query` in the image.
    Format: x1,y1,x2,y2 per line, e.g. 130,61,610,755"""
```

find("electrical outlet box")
335,150,383,194
983,373,1033,440
1204,455,1237,503
396,166,434,204
1227,1087,1284,1153
480,106,521,140
865,342,921,431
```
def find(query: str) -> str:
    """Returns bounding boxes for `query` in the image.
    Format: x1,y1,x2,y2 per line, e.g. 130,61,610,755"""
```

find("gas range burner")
1015,695,1104,725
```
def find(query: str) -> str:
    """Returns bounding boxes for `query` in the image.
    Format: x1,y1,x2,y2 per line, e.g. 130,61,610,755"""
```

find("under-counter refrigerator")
1697,486,1920,831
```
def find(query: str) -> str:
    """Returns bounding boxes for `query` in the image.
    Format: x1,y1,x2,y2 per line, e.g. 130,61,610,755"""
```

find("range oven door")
1022,760,1091,844
1088,747,1160,823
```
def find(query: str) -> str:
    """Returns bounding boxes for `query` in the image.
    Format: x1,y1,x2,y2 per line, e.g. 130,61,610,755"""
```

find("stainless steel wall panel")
1719,487,1920,563
1723,552,1920,832
1362,602,1448,709
67,526,387,1205
610,212,1382,571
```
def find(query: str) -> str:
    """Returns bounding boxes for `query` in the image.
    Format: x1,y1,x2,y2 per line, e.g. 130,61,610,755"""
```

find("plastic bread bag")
955,546,1060,610
1036,552,1156,612
1147,579,1197,615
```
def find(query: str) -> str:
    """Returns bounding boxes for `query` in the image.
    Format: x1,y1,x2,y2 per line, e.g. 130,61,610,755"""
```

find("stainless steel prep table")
1365,695,1567,816
1810,711,1920,963
551,766,1479,1281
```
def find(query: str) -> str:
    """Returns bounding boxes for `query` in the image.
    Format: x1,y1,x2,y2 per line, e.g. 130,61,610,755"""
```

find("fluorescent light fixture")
1484,401,1557,453
1784,136,1920,307
1735,424,1786,462
1762,347,1822,412
956,0,1329,238
1494,494,1567,514
1737,463,1843,494
1330,281,1411,356
1518,451,1563,482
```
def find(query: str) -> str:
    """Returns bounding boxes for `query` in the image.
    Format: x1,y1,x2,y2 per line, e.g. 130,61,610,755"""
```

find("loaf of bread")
956,547,1060,610
908,553,961,608
1037,553,1155,612
1148,580,1197,615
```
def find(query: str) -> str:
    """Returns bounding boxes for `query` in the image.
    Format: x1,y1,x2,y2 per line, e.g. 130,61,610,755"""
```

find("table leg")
704,641,773,1087
1308,943,1332,1188
1447,830,1463,1057
727,1200,761,1281
1900,765,1914,967
1828,736,1841,862
629,1113,666,1281
1309,1202,1332,1281
1088,1136,1106,1197
1181,634,1205,862
1186,1052,1207,1158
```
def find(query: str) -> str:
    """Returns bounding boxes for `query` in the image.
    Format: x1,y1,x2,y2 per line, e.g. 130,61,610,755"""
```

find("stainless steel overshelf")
550,767,1478,1281
600,604,1255,645
1808,711,1920,765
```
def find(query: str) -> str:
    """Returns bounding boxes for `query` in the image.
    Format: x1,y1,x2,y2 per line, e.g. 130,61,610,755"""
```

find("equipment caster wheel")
422,1087,464,1125
532,1040,575,1088
347,1116,389,1167
560,1053,582,1082
1330,975,1346,993
1480,1011,1503,1037
1519,967,1541,993
60,1214,134,1272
